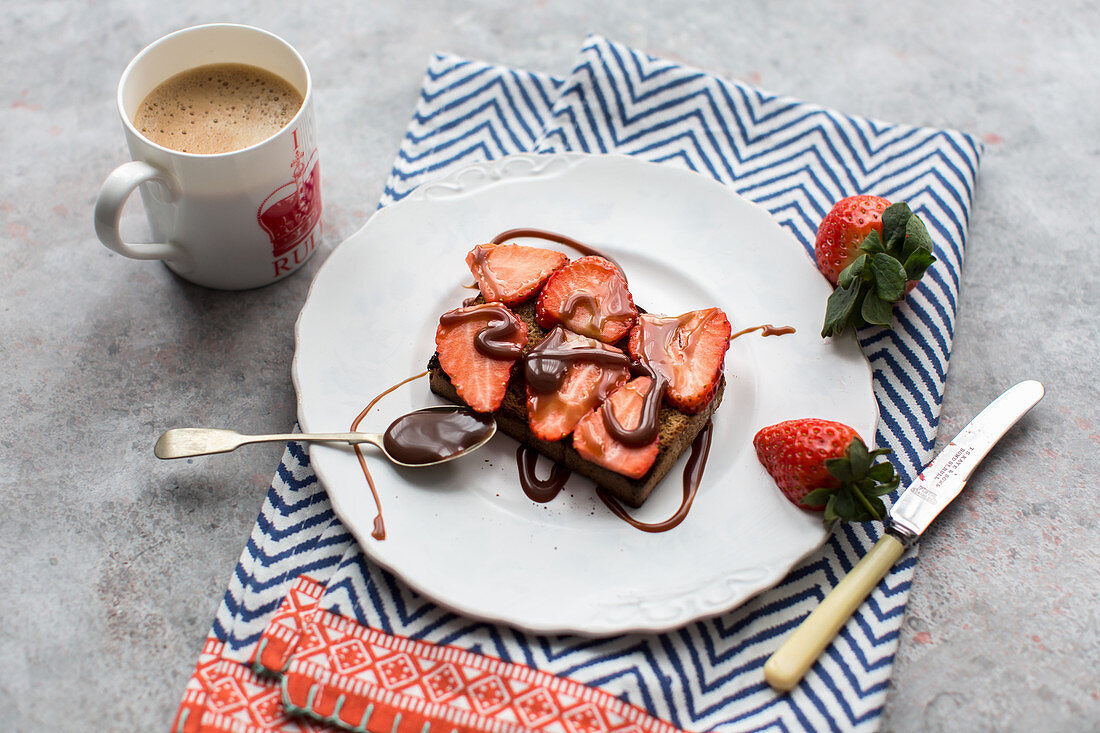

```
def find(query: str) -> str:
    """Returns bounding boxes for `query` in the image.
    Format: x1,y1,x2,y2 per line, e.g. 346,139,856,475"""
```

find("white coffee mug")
94,24,321,290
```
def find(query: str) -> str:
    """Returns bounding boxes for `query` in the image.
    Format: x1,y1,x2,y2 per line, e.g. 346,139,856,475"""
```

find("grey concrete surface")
1,1,1097,730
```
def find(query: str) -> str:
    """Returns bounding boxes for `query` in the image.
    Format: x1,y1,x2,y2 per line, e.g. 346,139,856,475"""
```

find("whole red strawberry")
815,195,890,285
815,196,937,338
753,418,899,523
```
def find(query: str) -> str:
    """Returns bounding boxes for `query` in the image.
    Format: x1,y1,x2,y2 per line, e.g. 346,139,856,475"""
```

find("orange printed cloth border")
251,576,328,676
173,655,331,733
174,637,226,732
175,575,680,733
171,576,336,733
283,608,681,733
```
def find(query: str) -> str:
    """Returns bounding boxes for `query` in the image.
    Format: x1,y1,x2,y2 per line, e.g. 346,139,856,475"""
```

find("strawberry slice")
466,243,569,305
573,377,660,479
524,327,631,442
435,303,527,413
628,308,732,413
536,256,637,343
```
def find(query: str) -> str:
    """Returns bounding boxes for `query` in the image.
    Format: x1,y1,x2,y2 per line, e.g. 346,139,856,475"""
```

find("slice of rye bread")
428,298,725,508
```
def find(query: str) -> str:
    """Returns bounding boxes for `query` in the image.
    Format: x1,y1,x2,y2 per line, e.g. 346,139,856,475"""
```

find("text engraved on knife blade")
931,444,974,485
905,443,977,509
920,443,976,495
889,381,1044,540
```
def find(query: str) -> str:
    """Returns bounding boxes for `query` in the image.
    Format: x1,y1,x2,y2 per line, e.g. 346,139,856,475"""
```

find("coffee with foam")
134,63,302,154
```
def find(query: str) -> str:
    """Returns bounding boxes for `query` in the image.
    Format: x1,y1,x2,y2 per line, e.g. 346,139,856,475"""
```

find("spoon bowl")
154,405,497,467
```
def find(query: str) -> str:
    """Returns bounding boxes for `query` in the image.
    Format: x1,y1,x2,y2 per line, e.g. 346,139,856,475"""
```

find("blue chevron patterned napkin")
196,36,981,731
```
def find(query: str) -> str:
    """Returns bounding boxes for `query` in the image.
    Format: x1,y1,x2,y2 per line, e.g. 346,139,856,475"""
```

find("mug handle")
93,160,192,270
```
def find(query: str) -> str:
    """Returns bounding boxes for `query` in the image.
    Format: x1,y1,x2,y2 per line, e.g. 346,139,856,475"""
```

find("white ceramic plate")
293,153,876,636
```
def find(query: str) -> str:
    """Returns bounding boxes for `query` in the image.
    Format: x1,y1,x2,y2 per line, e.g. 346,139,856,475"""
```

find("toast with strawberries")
428,238,731,508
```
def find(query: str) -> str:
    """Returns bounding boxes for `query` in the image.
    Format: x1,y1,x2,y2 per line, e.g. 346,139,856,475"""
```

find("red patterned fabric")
175,576,679,733
173,649,335,732
173,578,339,733
283,609,679,733
251,576,327,676
173,638,226,733
197,659,330,732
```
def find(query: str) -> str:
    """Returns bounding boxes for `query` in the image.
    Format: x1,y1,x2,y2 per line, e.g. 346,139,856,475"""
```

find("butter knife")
763,379,1045,692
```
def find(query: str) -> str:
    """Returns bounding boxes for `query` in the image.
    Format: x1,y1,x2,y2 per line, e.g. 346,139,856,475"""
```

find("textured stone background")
1,1,1097,731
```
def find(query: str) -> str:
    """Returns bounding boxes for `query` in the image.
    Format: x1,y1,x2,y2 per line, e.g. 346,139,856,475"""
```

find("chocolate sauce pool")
383,407,494,465
517,445,571,503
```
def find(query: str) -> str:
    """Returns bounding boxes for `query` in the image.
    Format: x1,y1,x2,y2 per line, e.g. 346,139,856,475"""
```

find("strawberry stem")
819,437,899,524
852,485,882,520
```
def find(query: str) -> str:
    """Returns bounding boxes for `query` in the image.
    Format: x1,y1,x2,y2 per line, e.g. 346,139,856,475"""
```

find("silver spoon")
153,406,496,467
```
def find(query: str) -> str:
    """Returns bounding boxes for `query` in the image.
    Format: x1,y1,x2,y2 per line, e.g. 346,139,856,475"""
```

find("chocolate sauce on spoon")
383,407,495,465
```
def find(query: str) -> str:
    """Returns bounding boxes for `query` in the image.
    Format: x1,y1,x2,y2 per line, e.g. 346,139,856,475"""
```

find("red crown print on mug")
259,130,322,273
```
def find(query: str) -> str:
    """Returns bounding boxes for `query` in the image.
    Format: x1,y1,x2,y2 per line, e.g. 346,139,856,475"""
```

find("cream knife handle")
764,533,905,692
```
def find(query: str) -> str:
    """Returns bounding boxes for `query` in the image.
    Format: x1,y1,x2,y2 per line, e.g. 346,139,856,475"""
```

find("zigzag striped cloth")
179,36,981,732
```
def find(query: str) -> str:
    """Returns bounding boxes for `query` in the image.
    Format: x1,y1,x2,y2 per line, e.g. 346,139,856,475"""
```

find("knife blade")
763,380,1044,692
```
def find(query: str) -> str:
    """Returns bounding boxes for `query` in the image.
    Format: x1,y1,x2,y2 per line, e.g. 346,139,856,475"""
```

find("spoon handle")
154,428,383,459
241,432,380,445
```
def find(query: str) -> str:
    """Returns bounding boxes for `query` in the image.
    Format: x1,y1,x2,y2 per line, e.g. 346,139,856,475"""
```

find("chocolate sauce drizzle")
596,421,714,533
559,275,635,338
439,303,525,359
350,371,429,541
601,362,666,447
490,227,627,281
516,445,571,503
730,323,796,340
524,327,631,395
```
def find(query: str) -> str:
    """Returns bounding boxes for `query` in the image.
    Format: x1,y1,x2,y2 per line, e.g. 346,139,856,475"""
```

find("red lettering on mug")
272,230,318,277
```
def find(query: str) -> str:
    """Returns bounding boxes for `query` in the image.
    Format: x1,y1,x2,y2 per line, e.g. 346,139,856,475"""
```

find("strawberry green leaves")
902,215,937,282
870,249,908,301
820,202,937,338
754,418,900,525
822,278,861,333
801,437,900,523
